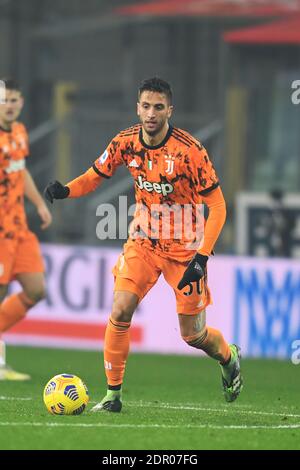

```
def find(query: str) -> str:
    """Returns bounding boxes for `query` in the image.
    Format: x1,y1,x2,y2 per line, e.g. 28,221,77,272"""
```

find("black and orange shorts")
112,239,211,315
0,231,44,284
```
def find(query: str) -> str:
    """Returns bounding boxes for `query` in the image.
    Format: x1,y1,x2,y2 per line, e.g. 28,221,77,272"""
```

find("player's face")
0,89,24,126
137,91,173,136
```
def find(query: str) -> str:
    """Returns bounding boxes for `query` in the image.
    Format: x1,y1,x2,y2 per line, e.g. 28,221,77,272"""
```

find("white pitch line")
0,396,32,401
3,396,300,420
0,422,300,430
124,401,300,419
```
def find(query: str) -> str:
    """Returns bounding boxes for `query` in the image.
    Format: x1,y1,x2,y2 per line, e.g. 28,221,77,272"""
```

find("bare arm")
25,168,52,229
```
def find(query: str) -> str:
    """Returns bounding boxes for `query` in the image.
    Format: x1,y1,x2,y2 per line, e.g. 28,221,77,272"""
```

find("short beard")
143,121,164,137
4,115,16,123
145,129,158,137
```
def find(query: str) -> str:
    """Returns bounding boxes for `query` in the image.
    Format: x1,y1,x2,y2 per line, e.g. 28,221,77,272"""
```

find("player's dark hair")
1,78,21,93
138,77,173,104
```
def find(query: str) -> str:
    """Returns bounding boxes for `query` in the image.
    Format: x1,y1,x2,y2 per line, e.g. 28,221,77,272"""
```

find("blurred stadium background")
1,0,299,249
1,0,300,450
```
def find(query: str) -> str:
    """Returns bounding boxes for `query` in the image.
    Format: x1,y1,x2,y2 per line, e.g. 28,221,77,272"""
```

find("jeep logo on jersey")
5,159,25,174
135,175,174,196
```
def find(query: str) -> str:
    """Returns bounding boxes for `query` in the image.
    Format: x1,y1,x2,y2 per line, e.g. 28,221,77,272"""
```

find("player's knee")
111,291,138,323
182,327,208,350
24,286,46,304
111,298,136,322
111,303,134,323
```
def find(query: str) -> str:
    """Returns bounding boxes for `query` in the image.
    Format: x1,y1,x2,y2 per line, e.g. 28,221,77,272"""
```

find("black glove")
44,181,70,204
177,253,208,291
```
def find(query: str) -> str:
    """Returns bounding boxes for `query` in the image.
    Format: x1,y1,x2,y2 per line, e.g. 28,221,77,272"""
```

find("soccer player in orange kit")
0,79,52,380
45,77,243,411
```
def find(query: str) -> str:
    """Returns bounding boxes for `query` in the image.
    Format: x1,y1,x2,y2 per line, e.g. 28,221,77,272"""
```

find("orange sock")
104,316,131,387
184,327,231,364
0,292,35,333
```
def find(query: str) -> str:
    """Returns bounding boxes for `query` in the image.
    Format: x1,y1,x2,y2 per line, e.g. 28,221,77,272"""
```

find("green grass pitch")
0,345,299,450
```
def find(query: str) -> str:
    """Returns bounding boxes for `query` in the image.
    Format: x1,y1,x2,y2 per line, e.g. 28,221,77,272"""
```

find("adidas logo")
129,159,139,168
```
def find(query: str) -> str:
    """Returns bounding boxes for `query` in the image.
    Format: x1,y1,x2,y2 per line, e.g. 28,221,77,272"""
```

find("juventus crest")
165,155,175,175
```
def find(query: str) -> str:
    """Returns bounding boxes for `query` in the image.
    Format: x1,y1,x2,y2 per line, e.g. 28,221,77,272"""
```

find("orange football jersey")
0,122,29,240
93,124,219,260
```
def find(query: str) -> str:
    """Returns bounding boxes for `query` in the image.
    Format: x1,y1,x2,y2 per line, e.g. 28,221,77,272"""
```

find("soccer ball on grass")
43,373,89,415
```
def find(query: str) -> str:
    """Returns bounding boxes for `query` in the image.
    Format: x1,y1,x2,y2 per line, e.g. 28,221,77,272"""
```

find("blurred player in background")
45,77,243,411
0,79,52,380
